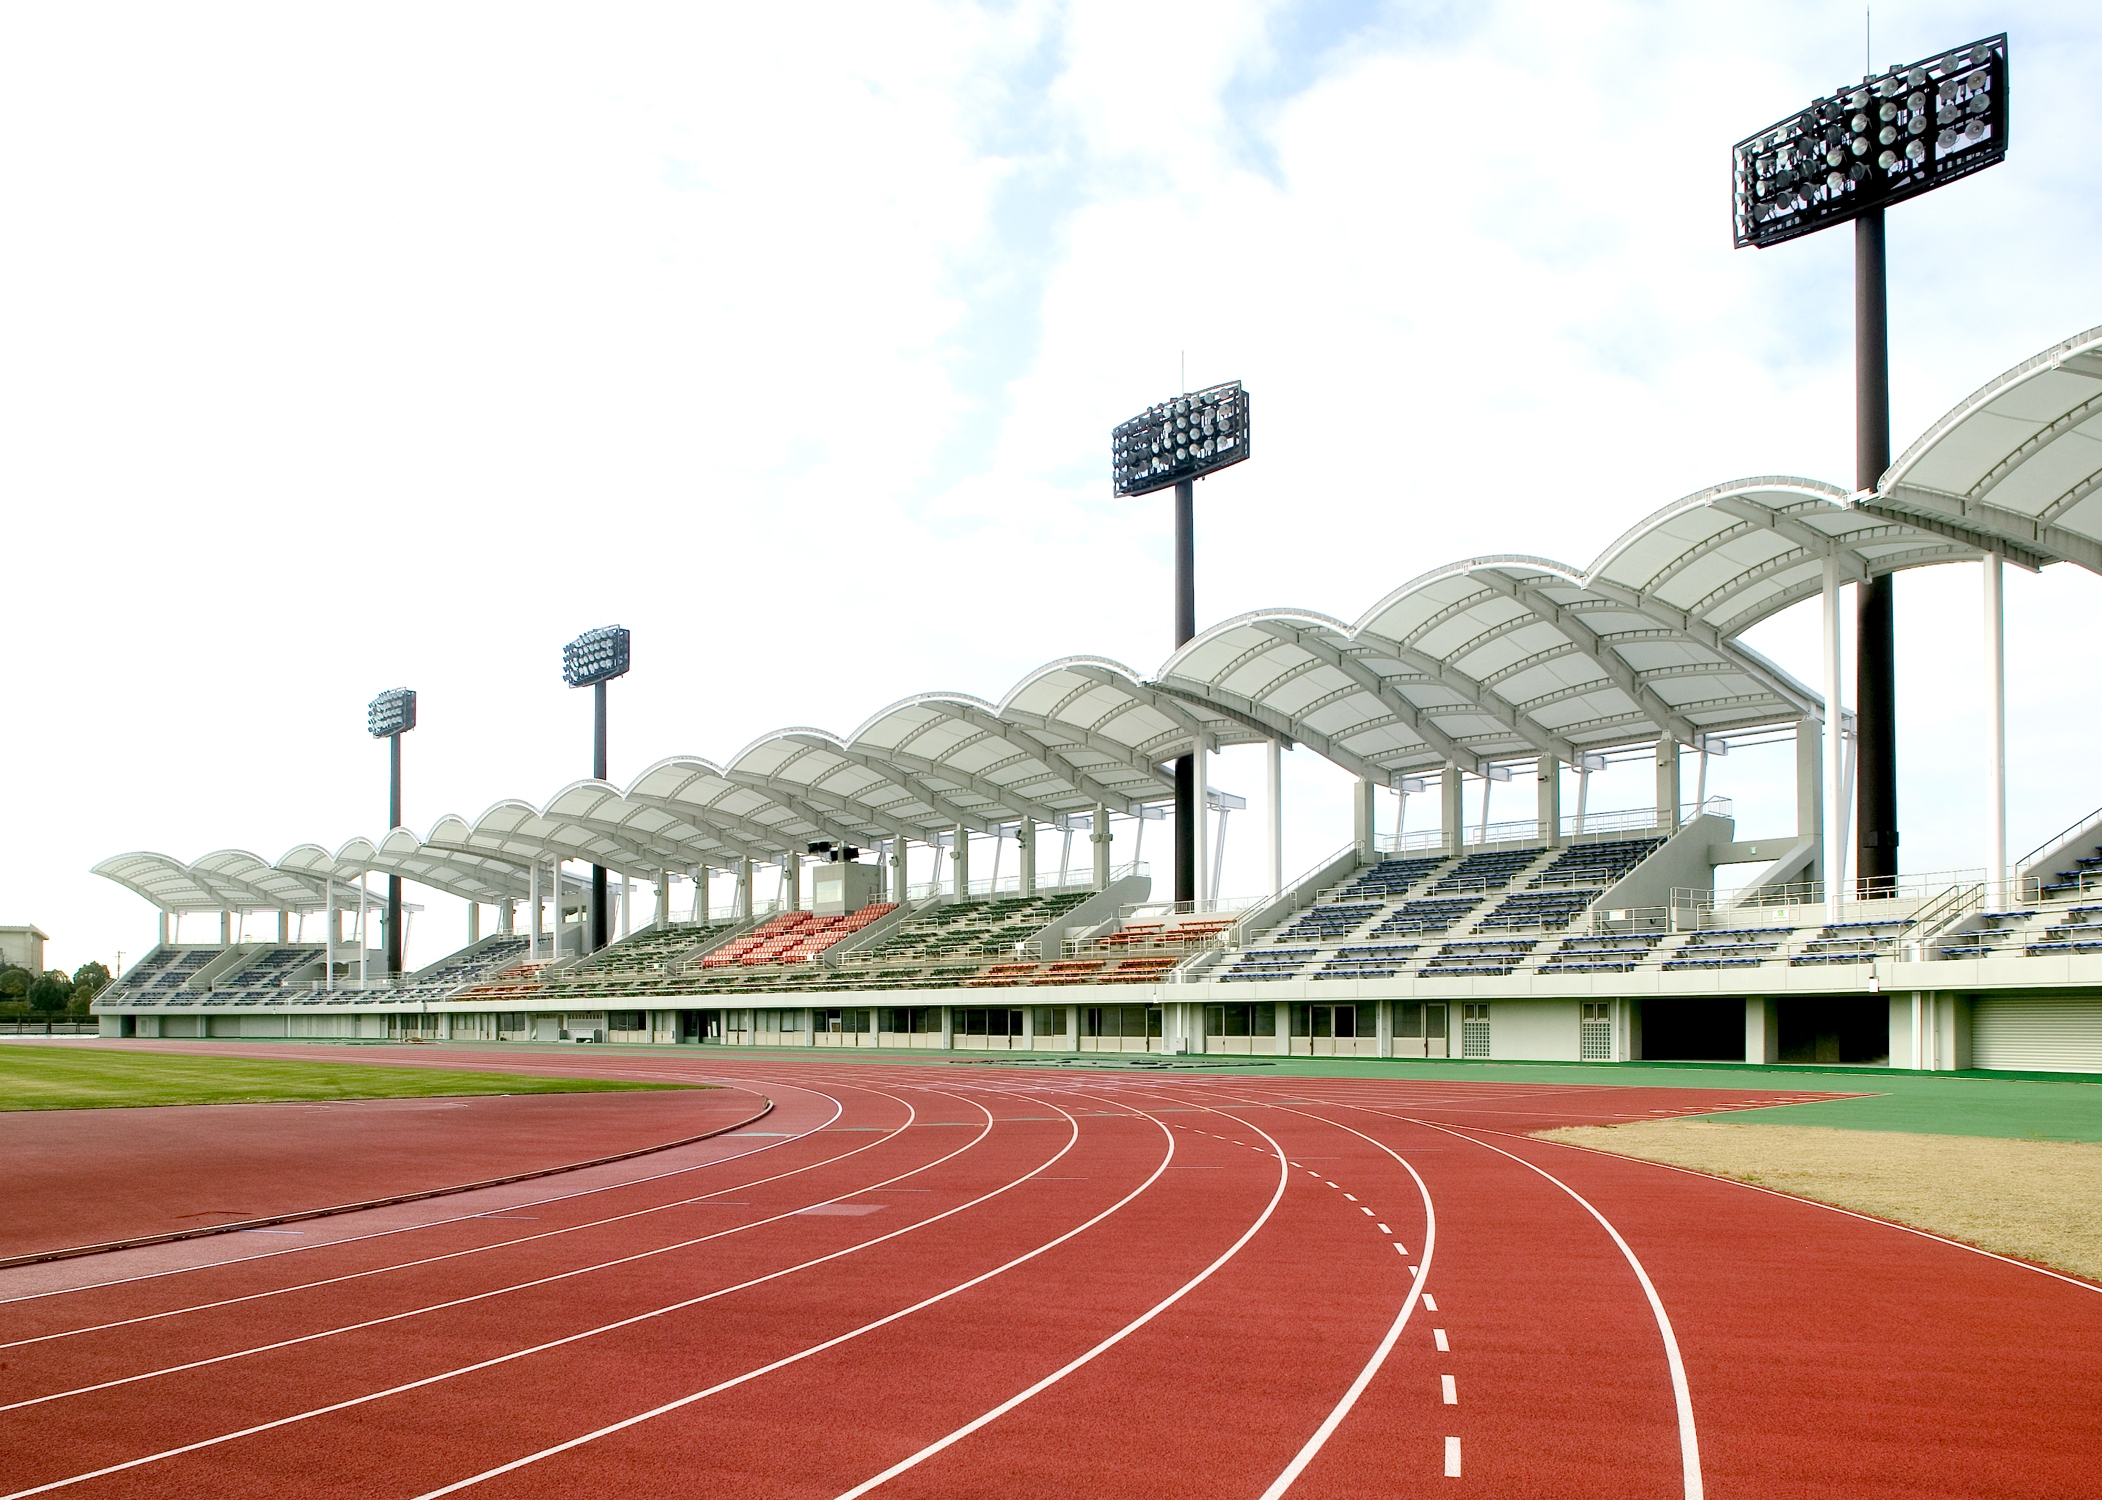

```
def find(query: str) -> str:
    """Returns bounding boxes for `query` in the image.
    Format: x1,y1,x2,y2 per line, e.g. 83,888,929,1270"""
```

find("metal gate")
1972,997,2102,1072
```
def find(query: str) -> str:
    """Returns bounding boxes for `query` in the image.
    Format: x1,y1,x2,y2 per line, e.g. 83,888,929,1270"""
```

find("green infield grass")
0,1047,692,1111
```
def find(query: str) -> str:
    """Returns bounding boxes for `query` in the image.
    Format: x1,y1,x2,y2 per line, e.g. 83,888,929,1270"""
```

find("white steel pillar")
952,825,970,901
1018,817,1037,898
323,887,335,992
499,897,514,935
618,873,631,939
466,902,480,944
693,865,709,924
736,857,754,920
1092,805,1112,891
1440,765,1465,857
1796,717,1824,879
1265,740,1284,897
1352,777,1378,860
1822,555,1848,912
1537,756,1562,847
1194,747,1211,907
529,860,543,957
891,837,909,906
357,883,369,987
1654,738,1680,834
1983,553,2007,903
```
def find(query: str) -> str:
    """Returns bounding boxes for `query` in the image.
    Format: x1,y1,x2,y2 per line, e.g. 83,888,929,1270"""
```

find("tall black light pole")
1113,381,1250,906
366,688,416,976
1733,33,2007,897
562,625,631,953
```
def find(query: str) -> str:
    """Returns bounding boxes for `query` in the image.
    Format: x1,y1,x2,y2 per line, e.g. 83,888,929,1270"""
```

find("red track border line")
0,1094,774,1271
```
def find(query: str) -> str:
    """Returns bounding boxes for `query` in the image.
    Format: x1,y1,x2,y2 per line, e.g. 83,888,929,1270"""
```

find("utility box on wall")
812,861,883,915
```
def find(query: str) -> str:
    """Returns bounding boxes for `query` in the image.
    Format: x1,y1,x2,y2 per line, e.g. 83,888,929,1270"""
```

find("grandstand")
87,324,2102,1074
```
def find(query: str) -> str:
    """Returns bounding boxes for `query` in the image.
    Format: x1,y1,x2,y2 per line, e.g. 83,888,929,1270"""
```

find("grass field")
0,1048,691,1111
1543,1119,2102,1282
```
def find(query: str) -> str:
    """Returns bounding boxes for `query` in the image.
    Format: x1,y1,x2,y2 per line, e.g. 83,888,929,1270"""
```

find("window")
1397,1003,1423,1038
608,1010,646,1032
959,1008,1021,1037
1084,1005,1159,1039
1580,1002,1613,1062
879,1007,939,1034
1032,1007,1065,1038
1461,1003,1490,1058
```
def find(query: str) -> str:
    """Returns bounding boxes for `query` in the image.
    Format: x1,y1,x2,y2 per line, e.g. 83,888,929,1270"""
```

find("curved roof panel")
94,329,2101,908
1867,323,2102,572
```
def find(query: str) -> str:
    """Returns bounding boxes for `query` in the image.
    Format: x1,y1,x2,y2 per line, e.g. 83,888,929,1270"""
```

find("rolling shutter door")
1972,997,2102,1073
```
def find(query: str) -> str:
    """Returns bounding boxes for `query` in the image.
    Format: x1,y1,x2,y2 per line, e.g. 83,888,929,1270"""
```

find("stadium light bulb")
366,687,417,739
1111,380,1251,497
1732,33,2006,250
562,625,632,688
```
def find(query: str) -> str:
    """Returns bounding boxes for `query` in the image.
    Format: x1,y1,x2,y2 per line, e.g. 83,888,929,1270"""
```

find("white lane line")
1433,1328,1449,1353
1376,1222,1390,1233
1407,1120,1705,1500
1409,1265,1419,1276
1254,1112,1438,1500
0,1080,838,1310
1343,1193,1357,1202
1424,1293,1437,1312
826,1101,1294,1500
1444,1436,1462,1478
1440,1374,1457,1405
0,1084,920,1351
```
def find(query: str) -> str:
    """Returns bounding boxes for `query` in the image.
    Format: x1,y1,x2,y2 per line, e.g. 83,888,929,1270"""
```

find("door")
1425,1003,1448,1058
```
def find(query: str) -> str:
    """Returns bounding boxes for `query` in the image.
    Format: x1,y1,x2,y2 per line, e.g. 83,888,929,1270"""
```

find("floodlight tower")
1112,381,1250,905
1733,34,2008,896
562,626,631,953
365,687,416,977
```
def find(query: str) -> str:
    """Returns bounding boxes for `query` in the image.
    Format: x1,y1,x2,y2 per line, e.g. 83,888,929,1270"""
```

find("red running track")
0,1048,2095,1499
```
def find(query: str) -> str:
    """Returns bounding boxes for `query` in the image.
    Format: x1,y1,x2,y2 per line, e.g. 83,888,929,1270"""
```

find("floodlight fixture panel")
366,687,417,738
562,625,632,687
1112,380,1249,497
1733,34,2006,250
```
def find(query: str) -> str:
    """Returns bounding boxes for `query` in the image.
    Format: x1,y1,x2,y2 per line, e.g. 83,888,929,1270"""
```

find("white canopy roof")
96,329,2102,910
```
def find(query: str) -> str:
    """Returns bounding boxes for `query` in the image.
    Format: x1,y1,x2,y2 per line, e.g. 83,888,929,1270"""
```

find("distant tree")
0,965,28,1001
27,970,72,1012
72,961,112,994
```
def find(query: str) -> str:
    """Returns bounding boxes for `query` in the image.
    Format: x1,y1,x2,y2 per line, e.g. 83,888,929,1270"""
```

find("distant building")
0,925,50,974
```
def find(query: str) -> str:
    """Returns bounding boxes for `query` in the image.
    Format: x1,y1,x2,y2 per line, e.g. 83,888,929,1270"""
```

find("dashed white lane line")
1444,1436,1462,1478
1440,1374,1458,1405
1376,1222,1391,1234
1423,1293,1437,1312
1433,1328,1449,1353
1359,1208,1374,1217
1409,1265,1419,1276
1343,1193,1357,1202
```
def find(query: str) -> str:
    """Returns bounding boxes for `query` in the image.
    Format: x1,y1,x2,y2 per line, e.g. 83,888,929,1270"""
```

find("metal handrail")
2017,805,2102,873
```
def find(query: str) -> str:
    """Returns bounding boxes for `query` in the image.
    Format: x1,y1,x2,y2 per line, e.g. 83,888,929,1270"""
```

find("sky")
2,1,2097,975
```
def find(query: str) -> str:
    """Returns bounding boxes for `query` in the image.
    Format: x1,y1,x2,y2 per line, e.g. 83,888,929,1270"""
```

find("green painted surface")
0,1048,691,1111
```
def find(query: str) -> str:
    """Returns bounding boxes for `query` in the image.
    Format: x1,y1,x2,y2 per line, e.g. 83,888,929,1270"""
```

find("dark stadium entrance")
1639,998,1743,1061
1778,997,1889,1065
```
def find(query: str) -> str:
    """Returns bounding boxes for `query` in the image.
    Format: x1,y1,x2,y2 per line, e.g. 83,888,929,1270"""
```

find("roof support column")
529,859,543,959
1092,805,1112,891
1537,757,1563,848
781,853,799,912
220,909,231,945
890,838,908,906
736,858,753,921
1796,717,1824,880
499,897,514,935
1265,742,1283,898
619,872,632,939
1202,743,1219,907
1655,738,1681,835
1441,765,1465,859
358,884,369,987
322,888,333,993
1983,552,2008,904
692,865,708,924
952,825,970,901
1018,817,1037,898
158,910,169,947
1352,779,1378,862
467,901,480,944
1822,555,1847,912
